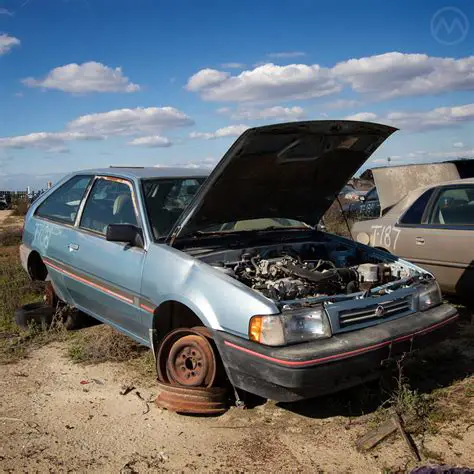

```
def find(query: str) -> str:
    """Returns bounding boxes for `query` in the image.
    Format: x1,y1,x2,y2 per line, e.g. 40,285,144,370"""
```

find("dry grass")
0,228,22,246
321,199,354,238
0,231,70,363
369,313,474,437
11,199,29,217
68,325,155,381
68,325,149,364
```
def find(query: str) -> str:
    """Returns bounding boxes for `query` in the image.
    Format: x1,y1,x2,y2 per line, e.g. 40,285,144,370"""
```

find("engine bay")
198,239,421,303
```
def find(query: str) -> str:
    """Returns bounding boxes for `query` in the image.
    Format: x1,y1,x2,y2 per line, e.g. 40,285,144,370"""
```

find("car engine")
211,247,412,302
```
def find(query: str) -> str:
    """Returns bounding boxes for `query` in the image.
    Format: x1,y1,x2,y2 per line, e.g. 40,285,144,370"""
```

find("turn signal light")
249,315,263,342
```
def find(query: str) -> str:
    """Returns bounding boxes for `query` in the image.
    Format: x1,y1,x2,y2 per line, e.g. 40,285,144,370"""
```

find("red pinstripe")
224,314,458,367
139,303,155,314
44,259,134,305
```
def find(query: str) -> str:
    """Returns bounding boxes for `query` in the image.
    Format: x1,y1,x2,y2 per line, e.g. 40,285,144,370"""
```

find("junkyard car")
343,186,380,220
20,121,458,402
352,178,474,298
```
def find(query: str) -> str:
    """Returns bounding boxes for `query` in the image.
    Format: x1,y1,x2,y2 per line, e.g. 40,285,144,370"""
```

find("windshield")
197,217,312,234
142,177,206,239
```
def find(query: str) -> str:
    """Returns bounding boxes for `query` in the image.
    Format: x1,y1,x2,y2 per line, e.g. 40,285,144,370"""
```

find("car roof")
412,177,474,193
386,177,474,217
76,167,211,180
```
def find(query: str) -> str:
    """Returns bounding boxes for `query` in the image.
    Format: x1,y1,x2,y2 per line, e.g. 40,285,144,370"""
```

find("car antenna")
336,196,354,241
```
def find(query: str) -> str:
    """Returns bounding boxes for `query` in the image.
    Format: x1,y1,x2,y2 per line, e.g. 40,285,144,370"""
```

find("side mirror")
106,224,144,248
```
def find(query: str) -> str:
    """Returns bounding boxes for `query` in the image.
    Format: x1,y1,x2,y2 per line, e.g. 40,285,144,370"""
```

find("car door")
63,176,148,343
394,185,474,294
32,174,94,305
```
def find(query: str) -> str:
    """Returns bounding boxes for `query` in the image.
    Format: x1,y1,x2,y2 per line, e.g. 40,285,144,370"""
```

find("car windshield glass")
142,177,206,239
197,218,312,233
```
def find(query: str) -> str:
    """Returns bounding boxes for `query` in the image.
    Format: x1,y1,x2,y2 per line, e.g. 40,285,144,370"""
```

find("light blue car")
20,121,458,402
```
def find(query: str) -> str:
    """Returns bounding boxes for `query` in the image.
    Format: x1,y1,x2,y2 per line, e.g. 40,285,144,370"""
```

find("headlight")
417,280,442,311
249,306,331,346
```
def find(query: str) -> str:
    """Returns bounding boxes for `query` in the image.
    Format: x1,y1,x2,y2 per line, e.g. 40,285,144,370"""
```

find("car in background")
343,187,380,220
0,194,12,210
339,185,365,201
352,178,474,298
18,121,458,406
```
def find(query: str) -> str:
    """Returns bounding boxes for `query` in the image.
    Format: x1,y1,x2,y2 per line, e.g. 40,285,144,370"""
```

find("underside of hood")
170,121,397,241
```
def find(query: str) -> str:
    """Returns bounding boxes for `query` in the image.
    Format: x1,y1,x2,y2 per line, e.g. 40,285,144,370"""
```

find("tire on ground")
14,302,55,330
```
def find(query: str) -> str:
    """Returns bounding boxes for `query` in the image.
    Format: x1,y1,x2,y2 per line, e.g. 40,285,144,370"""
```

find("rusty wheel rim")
167,335,215,387
157,329,217,388
44,281,58,308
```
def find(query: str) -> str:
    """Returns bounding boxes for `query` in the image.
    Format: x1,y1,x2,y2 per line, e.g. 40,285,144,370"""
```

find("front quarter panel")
141,244,279,338
352,217,401,253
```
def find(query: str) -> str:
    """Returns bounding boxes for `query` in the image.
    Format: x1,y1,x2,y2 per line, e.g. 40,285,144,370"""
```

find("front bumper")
214,304,458,402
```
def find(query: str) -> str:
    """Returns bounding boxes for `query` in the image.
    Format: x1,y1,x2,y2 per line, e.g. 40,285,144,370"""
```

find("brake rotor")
157,328,217,388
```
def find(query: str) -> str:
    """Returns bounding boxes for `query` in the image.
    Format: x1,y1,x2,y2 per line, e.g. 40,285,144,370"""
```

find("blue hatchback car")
20,121,458,402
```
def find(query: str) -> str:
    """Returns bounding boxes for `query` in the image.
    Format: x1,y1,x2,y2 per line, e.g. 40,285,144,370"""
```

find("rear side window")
429,185,474,225
80,178,138,235
400,189,433,225
35,175,92,224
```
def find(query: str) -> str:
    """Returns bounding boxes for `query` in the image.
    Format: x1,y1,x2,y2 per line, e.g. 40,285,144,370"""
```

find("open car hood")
169,120,397,241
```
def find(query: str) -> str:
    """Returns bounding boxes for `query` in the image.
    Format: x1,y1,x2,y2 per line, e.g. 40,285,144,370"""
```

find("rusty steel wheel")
44,281,58,308
157,328,217,388
155,381,227,415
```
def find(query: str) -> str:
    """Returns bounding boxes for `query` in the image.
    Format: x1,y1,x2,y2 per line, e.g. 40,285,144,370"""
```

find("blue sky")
0,0,473,189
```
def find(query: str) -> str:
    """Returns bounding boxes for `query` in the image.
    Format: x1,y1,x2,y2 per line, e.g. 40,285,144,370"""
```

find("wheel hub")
157,329,217,388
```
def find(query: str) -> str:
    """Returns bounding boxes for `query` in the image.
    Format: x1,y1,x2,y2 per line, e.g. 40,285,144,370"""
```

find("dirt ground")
0,339,473,473
0,210,22,228
0,210,11,226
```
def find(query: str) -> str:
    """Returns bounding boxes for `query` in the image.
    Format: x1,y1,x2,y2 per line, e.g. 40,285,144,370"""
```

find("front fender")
142,244,279,338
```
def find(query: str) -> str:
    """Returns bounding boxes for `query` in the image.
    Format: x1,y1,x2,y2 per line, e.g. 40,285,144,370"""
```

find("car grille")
338,296,413,328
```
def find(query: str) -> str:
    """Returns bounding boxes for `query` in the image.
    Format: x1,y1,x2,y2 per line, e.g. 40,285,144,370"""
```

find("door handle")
68,243,79,252
415,237,425,245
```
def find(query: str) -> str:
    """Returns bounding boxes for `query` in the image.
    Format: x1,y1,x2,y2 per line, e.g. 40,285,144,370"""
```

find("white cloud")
425,149,474,159
0,106,192,152
227,106,305,121
0,33,20,55
186,63,340,102
221,62,246,69
188,52,474,104
345,103,474,131
22,61,140,93
128,135,172,147
216,107,231,115
324,99,361,110
267,52,306,59
154,157,217,170
344,112,378,122
190,124,249,140
186,69,230,92
386,103,474,131
453,142,465,148
0,131,101,153
0,8,13,16
380,149,474,165
67,107,194,136
333,52,474,99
